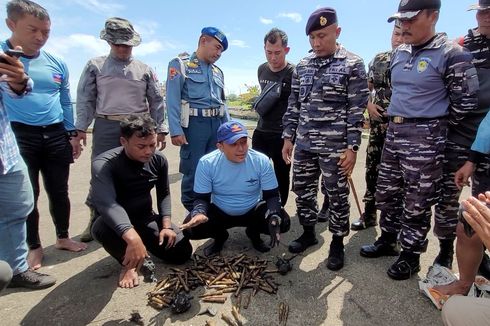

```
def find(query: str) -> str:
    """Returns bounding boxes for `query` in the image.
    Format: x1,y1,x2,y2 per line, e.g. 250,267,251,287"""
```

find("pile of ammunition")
147,253,280,310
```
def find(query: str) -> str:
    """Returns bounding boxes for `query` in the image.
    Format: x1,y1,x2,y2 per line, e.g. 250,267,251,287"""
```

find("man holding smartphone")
0,48,56,289
1,0,86,270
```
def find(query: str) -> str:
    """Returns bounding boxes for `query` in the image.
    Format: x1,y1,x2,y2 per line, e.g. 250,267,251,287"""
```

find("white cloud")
45,34,108,58
133,40,164,56
278,12,302,23
68,0,124,16
133,21,160,37
230,40,249,48
259,17,273,25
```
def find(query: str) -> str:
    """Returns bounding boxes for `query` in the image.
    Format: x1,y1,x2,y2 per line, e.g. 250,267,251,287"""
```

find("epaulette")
211,64,223,76
177,52,190,61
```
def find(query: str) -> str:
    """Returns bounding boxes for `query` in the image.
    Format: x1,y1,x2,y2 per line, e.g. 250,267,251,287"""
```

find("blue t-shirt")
472,109,490,154
194,148,278,216
1,41,75,130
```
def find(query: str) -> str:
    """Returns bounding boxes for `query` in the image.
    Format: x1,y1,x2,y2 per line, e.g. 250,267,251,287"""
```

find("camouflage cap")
100,17,141,47
387,0,441,22
468,0,490,11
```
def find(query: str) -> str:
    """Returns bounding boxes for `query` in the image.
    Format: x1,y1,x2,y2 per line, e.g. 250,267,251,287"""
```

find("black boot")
350,213,377,231
360,231,399,258
433,239,454,269
387,251,421,280
288,225,318,253
203,231,229,257
245,228,270,253
351,202,377,231
326,235,345,271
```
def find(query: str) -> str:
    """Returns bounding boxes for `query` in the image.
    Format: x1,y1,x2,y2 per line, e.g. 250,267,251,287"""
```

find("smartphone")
0,49,24,64
458,200,490,237
458,205,475,238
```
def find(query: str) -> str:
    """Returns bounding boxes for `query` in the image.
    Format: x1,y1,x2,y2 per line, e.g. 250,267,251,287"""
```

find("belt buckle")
202,109,210,117
393,116,404,124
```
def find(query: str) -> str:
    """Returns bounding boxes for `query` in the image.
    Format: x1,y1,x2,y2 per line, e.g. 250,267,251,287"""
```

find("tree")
227,93,238,102
239,84,260,107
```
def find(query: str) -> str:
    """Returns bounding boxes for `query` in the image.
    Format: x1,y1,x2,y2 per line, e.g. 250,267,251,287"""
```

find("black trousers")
11,122,73,249
92,214,192,265
252,130,291,206
183,202,290,241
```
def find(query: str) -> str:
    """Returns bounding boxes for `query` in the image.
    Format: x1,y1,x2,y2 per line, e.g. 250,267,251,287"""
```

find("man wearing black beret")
282,7,369,271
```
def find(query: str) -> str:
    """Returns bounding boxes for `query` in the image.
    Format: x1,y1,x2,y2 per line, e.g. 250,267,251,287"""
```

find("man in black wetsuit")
89,114,192,288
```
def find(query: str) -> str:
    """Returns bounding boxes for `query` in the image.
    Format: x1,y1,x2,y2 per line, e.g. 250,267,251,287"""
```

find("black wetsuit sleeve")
191,192,212,217
262,187,281,216
91,157,133,237
156,156,172,217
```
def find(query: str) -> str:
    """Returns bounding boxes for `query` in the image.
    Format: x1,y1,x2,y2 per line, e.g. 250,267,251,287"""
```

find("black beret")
305,7,337,35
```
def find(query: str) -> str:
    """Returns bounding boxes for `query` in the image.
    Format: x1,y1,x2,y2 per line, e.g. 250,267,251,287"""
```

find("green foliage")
226,84,260,109
227,93,239,102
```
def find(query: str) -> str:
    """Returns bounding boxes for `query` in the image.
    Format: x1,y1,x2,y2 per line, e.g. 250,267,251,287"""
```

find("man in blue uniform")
1,0,86,270
166,27,229,211
181,121,290,256
360,0,479,280
282,7,369,271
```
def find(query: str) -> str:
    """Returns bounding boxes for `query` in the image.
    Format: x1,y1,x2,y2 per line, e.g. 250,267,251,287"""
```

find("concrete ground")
0,130,468,326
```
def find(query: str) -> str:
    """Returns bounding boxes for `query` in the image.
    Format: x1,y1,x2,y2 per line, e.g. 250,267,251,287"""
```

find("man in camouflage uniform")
432,0,490,269
434,0,490,296
282,7,369,271
351,21,403,231
360,0,479,280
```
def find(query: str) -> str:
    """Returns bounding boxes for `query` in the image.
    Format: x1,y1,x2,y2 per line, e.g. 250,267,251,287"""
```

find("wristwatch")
66,130,78,138
348,144,360,152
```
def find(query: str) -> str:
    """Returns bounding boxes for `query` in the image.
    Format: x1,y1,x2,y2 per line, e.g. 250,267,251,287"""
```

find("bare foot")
27,247,44,270
118,267,139,288
433,280,473,296
55,238,88,252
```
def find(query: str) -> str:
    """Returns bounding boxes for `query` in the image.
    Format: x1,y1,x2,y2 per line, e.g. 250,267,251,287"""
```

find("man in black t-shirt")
89,114,192,288
253,28,294,206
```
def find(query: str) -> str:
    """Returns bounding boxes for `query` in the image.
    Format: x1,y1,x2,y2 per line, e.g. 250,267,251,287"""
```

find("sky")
0,0,481,99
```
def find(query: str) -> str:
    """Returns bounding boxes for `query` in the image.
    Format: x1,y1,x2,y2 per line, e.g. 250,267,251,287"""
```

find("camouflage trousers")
433,140,469,240
376,119,447,254
362,121,387,216
292,148,350,236
472,155,490,197
434,141,490,240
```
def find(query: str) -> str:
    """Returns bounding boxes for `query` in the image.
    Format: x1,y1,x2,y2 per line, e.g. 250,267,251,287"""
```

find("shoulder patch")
168,67,179,80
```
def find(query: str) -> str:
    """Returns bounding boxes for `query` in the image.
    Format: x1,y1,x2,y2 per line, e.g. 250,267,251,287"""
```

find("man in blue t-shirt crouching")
180,121,290,256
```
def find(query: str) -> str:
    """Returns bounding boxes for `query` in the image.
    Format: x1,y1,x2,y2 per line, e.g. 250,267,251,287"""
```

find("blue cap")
305,7,338,35
201,27,228,51
217,121,248,144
